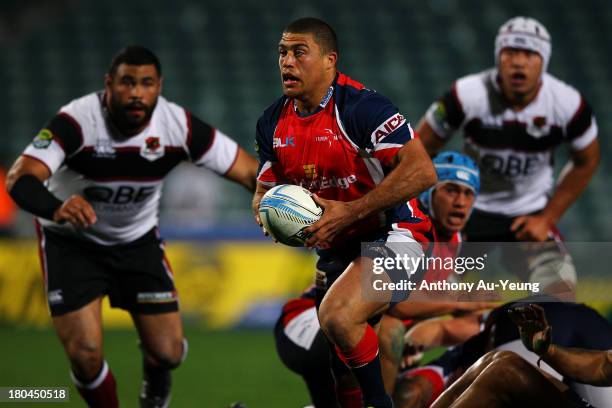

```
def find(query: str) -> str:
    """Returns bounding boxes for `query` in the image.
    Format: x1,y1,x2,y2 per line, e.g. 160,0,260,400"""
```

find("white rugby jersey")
23,92,238,245
425,69,598,216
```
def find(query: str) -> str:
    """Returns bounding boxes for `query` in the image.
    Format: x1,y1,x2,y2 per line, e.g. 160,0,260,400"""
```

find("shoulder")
453,69,491,109
335,72,388,111
335,73,399,125
257,95,288,135
542,73,585,121
60,92,101,113
259,95,288,123
153,96,190,133
58,92,102,126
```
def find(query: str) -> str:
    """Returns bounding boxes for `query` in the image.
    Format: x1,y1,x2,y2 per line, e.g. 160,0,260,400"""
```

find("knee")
65,338,103,376
318,298,350,341
144,338,187,370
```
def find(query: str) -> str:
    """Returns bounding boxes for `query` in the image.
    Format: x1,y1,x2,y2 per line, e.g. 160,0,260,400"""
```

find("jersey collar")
293,80,336,117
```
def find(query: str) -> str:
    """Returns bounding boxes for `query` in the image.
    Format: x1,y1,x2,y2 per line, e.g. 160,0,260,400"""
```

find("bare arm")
305,139,436,247
389,300,495,320
351,138,436,221
6,155,52,187
542,346,612,386
224,147,259,192
512,140,600,241
7,155,96,227
416,118,448,156
544,139,599,224
510,304,612,386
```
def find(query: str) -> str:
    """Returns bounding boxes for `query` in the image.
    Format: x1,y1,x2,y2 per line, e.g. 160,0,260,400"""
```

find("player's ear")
325,51,337,70
158,76,164,93
104,74,113,91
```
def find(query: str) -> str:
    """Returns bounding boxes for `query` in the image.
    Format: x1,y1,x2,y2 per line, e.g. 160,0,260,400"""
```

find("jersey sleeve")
255,115,285,187
565,96,598,151
350,92,415,168
187,112,239,174
22,113,83,174
425,82,466,140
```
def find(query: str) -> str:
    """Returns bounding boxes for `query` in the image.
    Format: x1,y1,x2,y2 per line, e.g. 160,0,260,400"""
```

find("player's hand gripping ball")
258,184,323,247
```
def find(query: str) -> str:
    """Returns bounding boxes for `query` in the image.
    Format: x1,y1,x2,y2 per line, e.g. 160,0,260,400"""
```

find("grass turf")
0,326,309,407
0,326,446,407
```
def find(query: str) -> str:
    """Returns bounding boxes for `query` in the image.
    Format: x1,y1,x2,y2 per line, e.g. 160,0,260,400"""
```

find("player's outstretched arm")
543,346,612,386
509,303,612,386
223,147,258,192
305,138,436,247
416,118,447,156
7,155,96,228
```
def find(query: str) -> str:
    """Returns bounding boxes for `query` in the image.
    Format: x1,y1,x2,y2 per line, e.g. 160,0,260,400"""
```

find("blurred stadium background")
0,0,611,406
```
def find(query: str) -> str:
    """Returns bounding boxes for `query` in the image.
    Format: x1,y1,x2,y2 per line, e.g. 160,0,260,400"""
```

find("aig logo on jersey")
141,136,164,161
372,113,406,143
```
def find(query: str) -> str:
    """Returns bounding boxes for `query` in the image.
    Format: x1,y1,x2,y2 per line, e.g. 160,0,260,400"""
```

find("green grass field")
0,326,309,408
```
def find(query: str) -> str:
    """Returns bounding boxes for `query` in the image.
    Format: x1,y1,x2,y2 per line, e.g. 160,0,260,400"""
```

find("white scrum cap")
495,16,551,72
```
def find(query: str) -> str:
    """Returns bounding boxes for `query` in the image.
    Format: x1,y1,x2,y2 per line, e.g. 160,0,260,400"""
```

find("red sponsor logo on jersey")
300,164,357,190
373,113,406,142
145,136,161,151
141,136,164,161
299,174,357,190
533,116,547,128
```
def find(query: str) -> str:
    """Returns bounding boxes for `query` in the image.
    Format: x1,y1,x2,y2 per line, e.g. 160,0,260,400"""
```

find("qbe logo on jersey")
141,136,165,161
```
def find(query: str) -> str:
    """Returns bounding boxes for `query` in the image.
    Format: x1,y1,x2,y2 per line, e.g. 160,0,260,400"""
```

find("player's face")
432,182,475,234
105,64,162,133
498,48,543,104
278,32,336,102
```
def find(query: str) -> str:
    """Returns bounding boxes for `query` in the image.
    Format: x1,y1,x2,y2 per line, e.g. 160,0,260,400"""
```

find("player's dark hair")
108,46,162,76
284,17,339,55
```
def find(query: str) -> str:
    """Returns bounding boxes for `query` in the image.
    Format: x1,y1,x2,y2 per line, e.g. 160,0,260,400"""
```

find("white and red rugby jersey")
24,92,238,245
256,72,431,244
426,69,598,216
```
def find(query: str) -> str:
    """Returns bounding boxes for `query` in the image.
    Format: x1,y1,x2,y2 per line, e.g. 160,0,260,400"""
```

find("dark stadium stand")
1,0,610,239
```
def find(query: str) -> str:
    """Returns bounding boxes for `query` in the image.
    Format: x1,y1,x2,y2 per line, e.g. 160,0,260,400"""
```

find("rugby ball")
258,184,323,247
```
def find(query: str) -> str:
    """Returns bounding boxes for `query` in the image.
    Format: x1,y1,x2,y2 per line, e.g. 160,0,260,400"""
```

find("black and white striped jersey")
425,69,597,216
24,92,238,245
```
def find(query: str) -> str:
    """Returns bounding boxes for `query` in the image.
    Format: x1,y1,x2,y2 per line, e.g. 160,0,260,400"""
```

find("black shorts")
463,209,575,285
464,209,520,242
315,234,428,311
273,317,330,377
273,314,338,408
37,226,179,316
